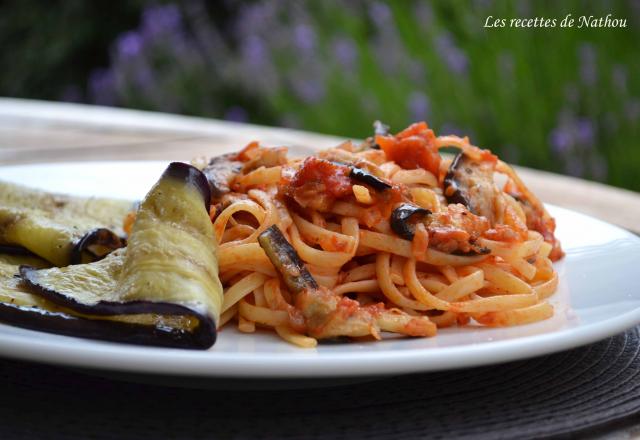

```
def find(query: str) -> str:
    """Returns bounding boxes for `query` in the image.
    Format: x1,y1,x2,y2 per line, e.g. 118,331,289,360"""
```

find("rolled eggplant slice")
0,180,132,232
0,254,209,348
18,162,223,348
0,181,132,266
0,207,126,267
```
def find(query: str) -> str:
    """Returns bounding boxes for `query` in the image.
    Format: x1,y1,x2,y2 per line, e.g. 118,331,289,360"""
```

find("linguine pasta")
204,121,562,348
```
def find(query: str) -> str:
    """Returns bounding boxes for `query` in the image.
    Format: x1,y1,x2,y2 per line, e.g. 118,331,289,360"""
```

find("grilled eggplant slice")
0,181,132,228
349,167,392,191
257,225,436,340
443,153,498,224
202,153,243,201
0,252,207,348
16,162,223,349
390,203,431,240
0,181,131,266
258,225,318,294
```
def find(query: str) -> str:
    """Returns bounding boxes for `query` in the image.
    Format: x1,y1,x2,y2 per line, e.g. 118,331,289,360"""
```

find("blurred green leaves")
0,0,638,190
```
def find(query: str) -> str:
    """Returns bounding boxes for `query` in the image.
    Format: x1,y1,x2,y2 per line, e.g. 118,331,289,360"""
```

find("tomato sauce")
375,122,441,176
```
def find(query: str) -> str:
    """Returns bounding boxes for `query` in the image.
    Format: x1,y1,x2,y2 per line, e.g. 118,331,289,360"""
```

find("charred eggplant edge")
443,152,470,207
18,265,216,349
164,161,212,210
0,299,213,349
258,225,318,294
70,228,126,264
390,203,431,241
202,154,243,201
0,245,38,256
349,167,392,191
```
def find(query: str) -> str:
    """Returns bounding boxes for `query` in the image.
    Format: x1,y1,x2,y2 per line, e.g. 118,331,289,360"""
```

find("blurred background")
1,0,638,190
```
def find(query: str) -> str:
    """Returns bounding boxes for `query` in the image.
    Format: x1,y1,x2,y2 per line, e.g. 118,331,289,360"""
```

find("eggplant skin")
10,161,222,349
0,180,131,266
443,153,470,207
163,162,212,209
19,261,218,349
258,225,318,294
0,298,215,349
390,204,431,241
0,245,37,257
349,167,392,191
0,256,213,349
202,154,242,201
443,153,497,223
70,228,126,265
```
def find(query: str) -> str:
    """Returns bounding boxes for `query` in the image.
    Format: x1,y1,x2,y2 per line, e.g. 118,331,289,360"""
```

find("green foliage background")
0,0,638,191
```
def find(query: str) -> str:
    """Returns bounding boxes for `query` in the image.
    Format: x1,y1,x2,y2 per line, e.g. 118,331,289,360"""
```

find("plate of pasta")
0,121,639,379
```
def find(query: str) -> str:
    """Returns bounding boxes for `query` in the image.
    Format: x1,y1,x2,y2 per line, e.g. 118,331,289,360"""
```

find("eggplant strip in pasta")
208,121,562,347
4,162,223,349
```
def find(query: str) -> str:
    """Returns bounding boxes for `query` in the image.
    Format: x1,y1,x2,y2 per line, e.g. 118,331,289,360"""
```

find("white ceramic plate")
1,161,640,379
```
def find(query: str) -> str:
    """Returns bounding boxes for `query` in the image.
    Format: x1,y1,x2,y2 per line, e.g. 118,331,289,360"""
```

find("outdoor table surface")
0,98,639,439
1,98,638,234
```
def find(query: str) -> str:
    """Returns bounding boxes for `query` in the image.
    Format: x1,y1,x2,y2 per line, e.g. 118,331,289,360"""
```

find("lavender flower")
611,65,628,93
240,35,268,69
183,1,228,63
578,43,597,86
291,76,325,104
368,1,392,27
549,126,572,154
441,122,468,137
407,91,430,121
88,68,117,106
516,0,532,16
474,0,493,10
498,52,514,78
626,99,640,123
435,32,469,76
566,160,584,177
224,106,249,122
548,111,604,179
116,31,144,60
576,118,595,146
233,2,280,38
413,2,433,27
141,4,181,38
131,62,155,94
332,37,358,71
367,1,410,76
293,23,316,54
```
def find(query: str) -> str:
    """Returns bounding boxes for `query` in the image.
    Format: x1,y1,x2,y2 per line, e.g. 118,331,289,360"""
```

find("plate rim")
0,161,639,379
